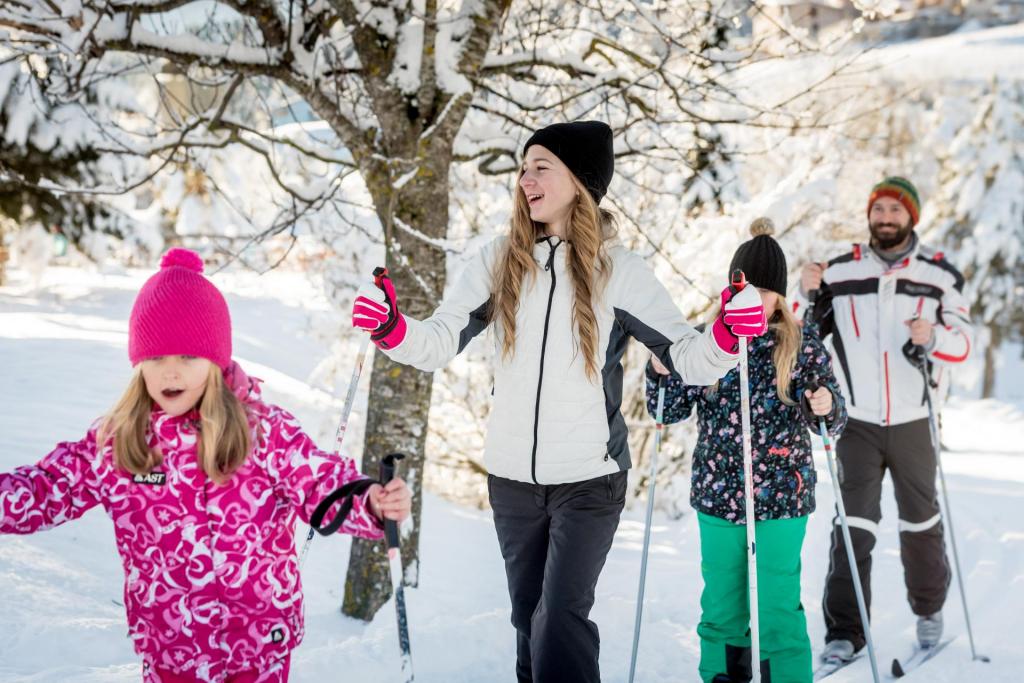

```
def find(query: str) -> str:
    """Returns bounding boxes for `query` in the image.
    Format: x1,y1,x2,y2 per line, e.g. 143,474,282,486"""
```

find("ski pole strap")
309,478,378,537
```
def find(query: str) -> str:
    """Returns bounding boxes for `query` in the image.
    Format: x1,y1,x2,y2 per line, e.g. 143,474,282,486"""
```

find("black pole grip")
730,268,746,296
802,373,825,426
379,453,406,550
808,288,819,305
902,339,927,368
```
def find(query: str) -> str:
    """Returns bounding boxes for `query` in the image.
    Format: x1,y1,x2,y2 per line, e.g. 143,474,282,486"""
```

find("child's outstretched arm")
0,430,103,534
266,408,390,540
645,355,701,426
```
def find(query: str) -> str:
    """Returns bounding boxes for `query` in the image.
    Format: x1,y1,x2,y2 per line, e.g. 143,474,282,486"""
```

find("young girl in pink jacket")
0,248,411,683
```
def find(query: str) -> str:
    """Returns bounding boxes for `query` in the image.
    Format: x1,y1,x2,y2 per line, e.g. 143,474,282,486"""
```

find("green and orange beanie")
867,176,921,226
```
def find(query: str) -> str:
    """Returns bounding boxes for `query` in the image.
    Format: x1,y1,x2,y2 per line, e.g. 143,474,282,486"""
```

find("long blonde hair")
100,364,252,484
492,174,614,381
707,295,802,405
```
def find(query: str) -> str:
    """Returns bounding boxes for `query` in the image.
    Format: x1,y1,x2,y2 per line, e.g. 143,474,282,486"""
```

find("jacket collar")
534,234,567,268
865,233,920,273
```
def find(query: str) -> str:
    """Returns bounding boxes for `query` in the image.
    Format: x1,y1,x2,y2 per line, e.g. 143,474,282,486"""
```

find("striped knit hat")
867,176,921,226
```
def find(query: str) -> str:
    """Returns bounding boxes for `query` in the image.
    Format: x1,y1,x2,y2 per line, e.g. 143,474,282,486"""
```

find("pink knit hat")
128,248,232,369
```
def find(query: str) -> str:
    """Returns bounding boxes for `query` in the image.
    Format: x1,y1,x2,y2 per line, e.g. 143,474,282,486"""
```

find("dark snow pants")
488,471,627,683
823,418,951,650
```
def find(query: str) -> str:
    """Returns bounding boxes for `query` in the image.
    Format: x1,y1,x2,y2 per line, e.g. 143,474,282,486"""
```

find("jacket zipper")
531,238,561,484
883,351,892,425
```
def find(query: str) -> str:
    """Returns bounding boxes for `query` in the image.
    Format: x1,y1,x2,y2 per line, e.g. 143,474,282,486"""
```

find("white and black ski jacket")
383,235,738,485
791,240,973,427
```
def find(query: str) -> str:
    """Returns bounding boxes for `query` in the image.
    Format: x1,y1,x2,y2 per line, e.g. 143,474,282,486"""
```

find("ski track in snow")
2,267,1023,682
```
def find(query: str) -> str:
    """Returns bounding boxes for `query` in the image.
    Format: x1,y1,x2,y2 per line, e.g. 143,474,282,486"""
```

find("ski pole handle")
379,453,406,551
730,268,747,295
803,288,820,328
373,266,389,289
802,374,827,427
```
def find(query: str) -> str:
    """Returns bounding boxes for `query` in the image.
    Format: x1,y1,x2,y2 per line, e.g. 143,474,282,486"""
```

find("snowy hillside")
2,264,1022,682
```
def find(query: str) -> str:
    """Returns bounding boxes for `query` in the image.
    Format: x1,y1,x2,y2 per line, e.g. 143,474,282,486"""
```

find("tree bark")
982,322,1000,399
342,149,451,618
339,0,509,621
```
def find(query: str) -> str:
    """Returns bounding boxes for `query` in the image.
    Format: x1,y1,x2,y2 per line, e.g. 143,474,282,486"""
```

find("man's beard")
869,219,914,250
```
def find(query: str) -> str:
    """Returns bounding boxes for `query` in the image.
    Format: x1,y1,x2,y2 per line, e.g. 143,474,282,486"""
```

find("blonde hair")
706,294,802,405
100,364,252,484
492,173,614,381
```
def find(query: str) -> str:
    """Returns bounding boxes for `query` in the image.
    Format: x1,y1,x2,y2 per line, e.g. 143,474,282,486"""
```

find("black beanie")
728,218,788,296
523,121,615,203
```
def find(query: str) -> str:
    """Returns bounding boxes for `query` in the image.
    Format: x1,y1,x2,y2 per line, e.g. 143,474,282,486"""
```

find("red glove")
351,268,408,350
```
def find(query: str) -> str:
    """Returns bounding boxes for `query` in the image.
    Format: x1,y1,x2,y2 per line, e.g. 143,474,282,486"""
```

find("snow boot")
820,639,856,663
916,612,943,649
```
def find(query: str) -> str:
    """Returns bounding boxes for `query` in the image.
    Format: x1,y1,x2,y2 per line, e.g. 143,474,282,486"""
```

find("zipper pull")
544,240,558,272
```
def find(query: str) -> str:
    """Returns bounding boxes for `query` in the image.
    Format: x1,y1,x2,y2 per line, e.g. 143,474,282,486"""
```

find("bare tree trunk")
337,0,509,620
343,152,450,619
0,224,7,286
982,322,1000,399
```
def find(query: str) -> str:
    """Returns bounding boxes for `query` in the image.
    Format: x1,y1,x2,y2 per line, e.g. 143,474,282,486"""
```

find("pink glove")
711,273,767,353
351,268,408,350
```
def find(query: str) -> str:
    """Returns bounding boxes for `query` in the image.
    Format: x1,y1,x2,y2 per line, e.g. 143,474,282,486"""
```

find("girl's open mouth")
162,389,184,399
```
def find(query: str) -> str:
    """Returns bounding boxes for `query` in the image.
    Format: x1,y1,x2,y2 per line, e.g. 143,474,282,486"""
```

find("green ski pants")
697,512,812,683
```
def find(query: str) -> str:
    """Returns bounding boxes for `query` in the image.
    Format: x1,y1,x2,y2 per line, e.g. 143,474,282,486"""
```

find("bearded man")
791,176,973,664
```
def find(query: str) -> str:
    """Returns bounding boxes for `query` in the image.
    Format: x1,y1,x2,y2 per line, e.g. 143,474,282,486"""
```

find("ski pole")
628,374,666,683
733,269,761,683
907,341,990,664
381,453,415,682
806,372,880,683
298,266,388,568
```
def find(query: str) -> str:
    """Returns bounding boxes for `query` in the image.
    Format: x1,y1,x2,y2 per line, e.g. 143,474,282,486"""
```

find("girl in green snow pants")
647,220,847,682
697,513,809,682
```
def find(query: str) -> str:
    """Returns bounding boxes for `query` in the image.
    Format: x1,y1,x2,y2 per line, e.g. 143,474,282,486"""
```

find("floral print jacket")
646,323,847,524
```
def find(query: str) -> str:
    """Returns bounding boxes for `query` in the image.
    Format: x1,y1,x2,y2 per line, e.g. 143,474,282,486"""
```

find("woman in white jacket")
351,121,766,683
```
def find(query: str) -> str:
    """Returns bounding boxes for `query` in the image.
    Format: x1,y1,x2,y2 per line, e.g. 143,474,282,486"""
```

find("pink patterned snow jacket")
0,362,383,681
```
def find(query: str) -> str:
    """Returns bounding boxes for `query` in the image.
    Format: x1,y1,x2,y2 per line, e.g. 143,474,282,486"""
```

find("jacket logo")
270,627,285,643
132,472,166,486
896,279,943,299
768,446,791,457
902,282,936,295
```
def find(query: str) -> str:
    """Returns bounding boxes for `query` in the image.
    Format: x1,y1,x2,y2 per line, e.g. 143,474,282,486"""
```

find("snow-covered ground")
2,264,1022,682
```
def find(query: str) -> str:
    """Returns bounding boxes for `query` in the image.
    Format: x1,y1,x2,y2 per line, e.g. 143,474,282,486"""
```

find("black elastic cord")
309,479,377,537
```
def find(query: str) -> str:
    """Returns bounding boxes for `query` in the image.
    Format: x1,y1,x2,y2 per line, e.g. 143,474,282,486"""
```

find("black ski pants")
823,418,951,650
488,471,627,683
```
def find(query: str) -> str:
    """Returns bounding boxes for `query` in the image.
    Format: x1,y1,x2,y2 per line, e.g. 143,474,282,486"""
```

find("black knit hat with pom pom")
728,218,788,296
